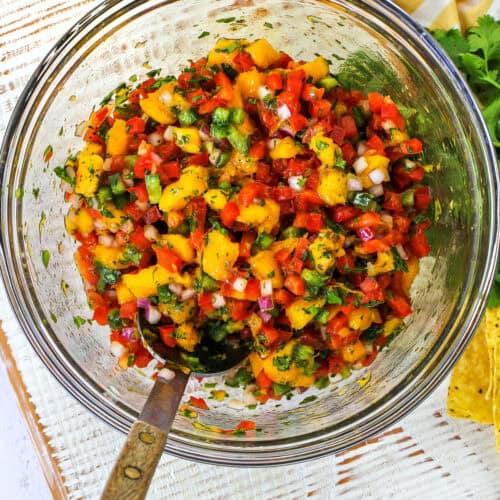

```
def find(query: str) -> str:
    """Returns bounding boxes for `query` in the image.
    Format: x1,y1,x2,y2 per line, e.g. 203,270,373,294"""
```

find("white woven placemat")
1,1,500,498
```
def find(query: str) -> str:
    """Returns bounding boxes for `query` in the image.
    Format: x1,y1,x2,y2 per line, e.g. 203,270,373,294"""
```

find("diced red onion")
145,304,161,324
368,168,385,185
98,234,114,247
288,176,305,192
181,288,196,301
121,327,135,340
358,227,374,242
258,295,274,311
137,298,150,309
296,386,308,394
168,283,182,295
347,176,363,192
277,104,291,121
357,141,368,156
353,156,368,174
147,132,163,146
199,124,211,142
212,293,226,309
369,184,384,197
163,126,175,141
110,341,126,358
232,277,248,293
396,244,409,260
258,85,271,100
257,310,272,323
260,279,273,297
143,224,160,242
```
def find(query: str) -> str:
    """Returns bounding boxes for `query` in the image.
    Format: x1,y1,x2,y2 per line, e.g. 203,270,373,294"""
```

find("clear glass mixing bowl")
0,0,498,466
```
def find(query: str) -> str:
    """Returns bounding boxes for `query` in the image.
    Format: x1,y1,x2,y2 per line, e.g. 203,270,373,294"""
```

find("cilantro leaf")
430,28,469,69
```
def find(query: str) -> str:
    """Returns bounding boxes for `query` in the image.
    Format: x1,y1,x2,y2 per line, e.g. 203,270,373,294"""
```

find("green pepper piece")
109,173,126,195
210,122,228,139
318,76,339,91
97,186,113,205
178,108,198,126
401,189,415,207
230,107,245,125
124,155,138,170
227,125,249,154
145,174,162,203
254,232,275,250
212,106,231,125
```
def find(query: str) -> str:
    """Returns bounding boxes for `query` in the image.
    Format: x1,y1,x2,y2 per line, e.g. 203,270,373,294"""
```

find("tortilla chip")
447,319,493,424
486,307,500,452
484,308,499,398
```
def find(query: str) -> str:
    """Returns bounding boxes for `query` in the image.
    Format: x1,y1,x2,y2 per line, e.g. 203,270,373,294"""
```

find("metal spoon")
101,312,250,500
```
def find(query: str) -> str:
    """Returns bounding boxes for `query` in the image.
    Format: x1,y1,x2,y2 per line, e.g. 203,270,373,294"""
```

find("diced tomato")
214,71,233,102
234,51,255,72
126,117,146,135
408,228,431,258
134,346,153,368
75,246,98,286
393,214,411,234
274,288,294,306
387,139,423,162
282,256,304,275
338,115,357,138
359,239,390,254
93,305,109,326
328,355,345,375
293,212,324,232
274,247,293,264
383,191,403,213
266,71,283,91
189,396,209,410
138,249,154,269
310,99,331,119
284,274,305,295
129,227,152,251
359,277,384,303
157,161,180,184
133,154,155,178
250,141,268,160
159,325,177,348
332,205,361,223
154,246,184,272
119,300,137,321
269,51,293,69
259,325,281,347
189,151,209,166
143,205,162,225
336,252,356,274
367,92,384,113
330,125,346,145
326,313,349,336
256,370,273,390
220,202,240,228
198,292,215,313
128,183,149,203
386,292,412,318
155,142,180,161
289,113,309,133
271,186,295,201
239,231,256,259
238,182,268,206
414,186,432,211
74,231,98,248
366,134,385,154
345,212,382,230
199,96,226,115
380,102,405,129
187,88,208,106
285,69,306,98
244,279,261,301
229,300,252,321
236,420,256,431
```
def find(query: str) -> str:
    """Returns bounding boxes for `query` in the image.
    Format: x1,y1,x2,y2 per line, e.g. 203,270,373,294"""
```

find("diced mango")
401,256,419,296
360,154,390,188
81,142,103,156
299,56,330,82
94,245,129,270
237,199,280,234
175,323,200,352
236,69,266,99
248,340,315,387
237,114,256,136
367,251,395,277
159,234,195,263
65,207,94,236
116,282,135,305
222,151,257,180
100,202,126,232
75,154,104,197
247,312,263,336
122,265,193,298
269,137,303,160
244,39,280,69
248,250,283,288
106,119,128,156
317,166,348,206
203,189,228,211
286,297,326,330
348,307,376,331
388,129,409,147
310,133,338,168
270,238,299,255
201,230,239,281
383,318,403,336
172,126,201,154
158,298,196,324
207,38,248,68
158,166,209,212
341,340,366,363
139,82,190,125
309,229,345,273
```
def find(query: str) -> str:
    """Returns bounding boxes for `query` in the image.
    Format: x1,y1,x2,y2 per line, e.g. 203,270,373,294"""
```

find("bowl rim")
0,0,498,466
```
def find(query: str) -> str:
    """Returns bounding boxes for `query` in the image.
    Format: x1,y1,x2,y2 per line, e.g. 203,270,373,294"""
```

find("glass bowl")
0,0,498,466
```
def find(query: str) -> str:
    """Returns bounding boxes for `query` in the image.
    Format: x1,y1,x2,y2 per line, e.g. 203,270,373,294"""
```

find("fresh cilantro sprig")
432,15,500,308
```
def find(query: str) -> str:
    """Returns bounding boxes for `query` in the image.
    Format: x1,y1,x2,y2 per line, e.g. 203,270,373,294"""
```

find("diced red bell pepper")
366,134,385,154
368,92,385,113
143,205,162,225
229,300,252,321
238,182,268,206
159,325,177,348
338,115,358,138
386,292,412,318
129,227,152,251
293,212,324,232
414,186,432,211
126,117,146,135
250,140,268,160
383,191,403,213
189,396,209,410
199,96,226,115
256,370,273,390
239,231,256,259
236,420,256,431
289,113,309,133
328,356,345,375
214,71,234,102
332,205,361,223
198,292,215,313
93,305,109,326
220,202,240,228
234,51,255,72
119,300,137,321
154,246,184,272
285,69,306,98
274,288,294,306
284,274,305,296
128,183,149,203
408,229,431,258
266,71,283,91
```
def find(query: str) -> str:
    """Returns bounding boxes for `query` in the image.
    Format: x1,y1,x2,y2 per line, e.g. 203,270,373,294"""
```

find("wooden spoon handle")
101,420,166,500
101,371,189,500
